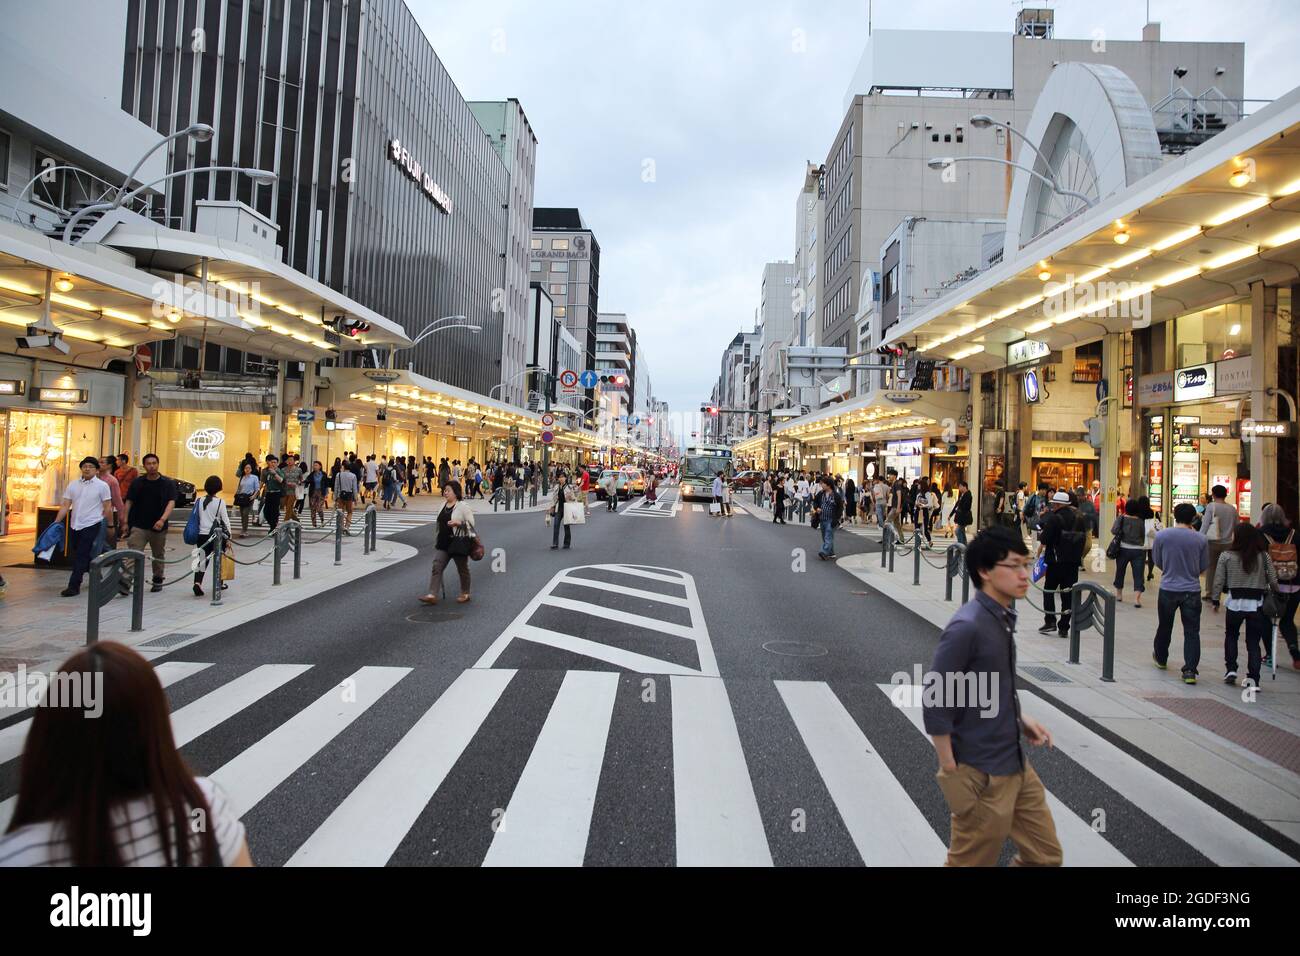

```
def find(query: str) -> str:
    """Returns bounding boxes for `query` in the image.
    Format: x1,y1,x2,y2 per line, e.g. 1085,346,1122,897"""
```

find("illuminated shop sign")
1173,364,1215,402
37,387,88,404
185,428,226,460
0,379,25,395
388,138,452,214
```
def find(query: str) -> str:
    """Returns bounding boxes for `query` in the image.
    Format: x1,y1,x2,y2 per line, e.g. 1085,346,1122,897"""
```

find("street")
6,489,1290,868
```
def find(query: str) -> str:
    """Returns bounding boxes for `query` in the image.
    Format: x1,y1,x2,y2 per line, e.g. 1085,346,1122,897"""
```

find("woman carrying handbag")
421,480,475,605
1211,521,1281,688
549,471,589,549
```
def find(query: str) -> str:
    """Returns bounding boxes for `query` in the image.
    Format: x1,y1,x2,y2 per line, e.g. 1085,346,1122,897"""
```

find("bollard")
944,543,969,603
273,522,292,585
87,550,145,645
1067,582,1117,682
881,524,891,568
335,508,344,566
913,529,923,585
210,523,225,606
293,520,303,580
362,505,376,555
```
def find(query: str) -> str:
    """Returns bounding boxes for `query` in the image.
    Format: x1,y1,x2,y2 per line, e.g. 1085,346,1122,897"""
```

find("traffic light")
876,344,904,358
599,374,628,387
700,404,718,416
333,315,370,337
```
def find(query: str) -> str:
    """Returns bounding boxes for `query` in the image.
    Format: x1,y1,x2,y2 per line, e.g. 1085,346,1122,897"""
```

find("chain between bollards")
87,549,146,645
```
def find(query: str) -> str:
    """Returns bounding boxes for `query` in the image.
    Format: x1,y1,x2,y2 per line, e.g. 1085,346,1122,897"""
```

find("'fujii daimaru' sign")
387,139,452,214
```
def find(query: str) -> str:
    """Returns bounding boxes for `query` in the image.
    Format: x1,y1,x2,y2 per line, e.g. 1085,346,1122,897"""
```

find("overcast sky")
410,0,1300,416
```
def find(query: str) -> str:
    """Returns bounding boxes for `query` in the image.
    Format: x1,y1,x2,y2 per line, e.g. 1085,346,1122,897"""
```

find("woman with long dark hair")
193,475,231,597
1112,495,1151,606
1211,521,1280,688
0,642,252,866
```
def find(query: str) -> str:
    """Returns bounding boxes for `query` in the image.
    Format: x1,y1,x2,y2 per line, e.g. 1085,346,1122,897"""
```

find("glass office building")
120,0,510,397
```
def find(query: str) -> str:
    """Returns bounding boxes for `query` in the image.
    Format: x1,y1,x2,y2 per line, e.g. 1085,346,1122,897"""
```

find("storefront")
146,410,272,495
0,360,124,537
1031,440,1098,492
927,442,969,492
883,439,923,481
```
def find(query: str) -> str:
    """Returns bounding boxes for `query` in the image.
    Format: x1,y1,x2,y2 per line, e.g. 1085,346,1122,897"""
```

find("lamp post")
926,155,1095,208
387,315,479,371
63,164,278,243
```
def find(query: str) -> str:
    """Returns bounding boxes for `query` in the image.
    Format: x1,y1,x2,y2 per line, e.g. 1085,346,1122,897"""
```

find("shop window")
1175,301,1251,363
1072,342,1103,383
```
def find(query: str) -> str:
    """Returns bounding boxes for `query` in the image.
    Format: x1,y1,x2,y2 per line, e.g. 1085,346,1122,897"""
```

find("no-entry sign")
541,413,555,427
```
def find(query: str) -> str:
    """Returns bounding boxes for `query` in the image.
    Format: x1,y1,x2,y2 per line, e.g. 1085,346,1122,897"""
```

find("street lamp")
63,164,278,243
926,156,1095,208
388,315,480,370
488,364,546,401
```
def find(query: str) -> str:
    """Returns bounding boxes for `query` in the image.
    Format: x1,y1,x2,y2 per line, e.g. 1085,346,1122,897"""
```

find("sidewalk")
756,501,1300,844
0,518,416,688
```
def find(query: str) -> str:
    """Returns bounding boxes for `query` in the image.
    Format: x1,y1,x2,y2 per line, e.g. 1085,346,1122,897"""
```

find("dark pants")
1281,590,1300,660
263,492,282,531
193,529,219,586
552,515,571,548
1113,548,1145,593
956,523,969,545
773,493,786,523
1225,608,1267,683
1154,589,1202,674
1042,562,1079,633
67,521,103,592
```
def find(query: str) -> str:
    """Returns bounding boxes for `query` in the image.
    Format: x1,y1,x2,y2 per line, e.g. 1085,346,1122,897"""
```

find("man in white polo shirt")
53,456,113,597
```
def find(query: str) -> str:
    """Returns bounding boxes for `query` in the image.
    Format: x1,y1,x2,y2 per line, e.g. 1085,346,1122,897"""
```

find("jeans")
262,492,282,531
1042,562,1079,633
67,521,103,592
1113,547,1145,593
1224,608,1267,682
819,518,835,557
875,501,887,527
1154,589,1202,674
552,513,571,548
956,523,968,545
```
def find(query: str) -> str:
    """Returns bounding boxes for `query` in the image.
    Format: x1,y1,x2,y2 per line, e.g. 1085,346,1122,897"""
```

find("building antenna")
868,0,872,37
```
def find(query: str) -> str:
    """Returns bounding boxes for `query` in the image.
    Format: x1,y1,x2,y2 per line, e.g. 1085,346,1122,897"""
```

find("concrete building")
821,14,1247,393
596,312,634,450
470,99,538,408
532,208,600,416
794,163,823,351
756,261,797,414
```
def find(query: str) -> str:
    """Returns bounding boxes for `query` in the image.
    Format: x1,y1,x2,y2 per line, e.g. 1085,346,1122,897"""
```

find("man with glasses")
923,525,1062,867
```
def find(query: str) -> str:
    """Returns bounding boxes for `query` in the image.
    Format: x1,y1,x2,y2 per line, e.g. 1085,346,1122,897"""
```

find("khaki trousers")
126,526,169,582
936,760,1063,867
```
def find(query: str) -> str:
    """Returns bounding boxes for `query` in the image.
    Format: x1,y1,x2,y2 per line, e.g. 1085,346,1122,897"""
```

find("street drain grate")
140,632,201,648
1019,665,1071,684
762,641,828,658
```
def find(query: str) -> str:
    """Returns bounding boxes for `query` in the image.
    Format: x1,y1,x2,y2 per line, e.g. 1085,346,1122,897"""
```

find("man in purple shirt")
923,525,1062,866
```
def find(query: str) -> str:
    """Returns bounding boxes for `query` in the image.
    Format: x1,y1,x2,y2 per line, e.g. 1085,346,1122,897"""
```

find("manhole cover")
762,641,827,658
404,609,465,624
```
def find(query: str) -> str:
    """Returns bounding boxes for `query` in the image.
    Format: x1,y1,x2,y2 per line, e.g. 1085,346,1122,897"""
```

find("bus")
679,444,733,500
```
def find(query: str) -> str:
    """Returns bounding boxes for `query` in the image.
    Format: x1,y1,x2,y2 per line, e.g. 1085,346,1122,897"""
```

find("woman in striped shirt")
0,642,251,867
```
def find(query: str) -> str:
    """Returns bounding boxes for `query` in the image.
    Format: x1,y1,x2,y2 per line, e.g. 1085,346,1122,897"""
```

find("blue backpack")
183,503,202,545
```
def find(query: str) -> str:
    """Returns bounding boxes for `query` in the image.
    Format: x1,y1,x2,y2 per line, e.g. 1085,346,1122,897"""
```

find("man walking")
1201,484,1238,609
114,453,139,490
813,476,841,560
123,453,177,592
53,457,113,597
924,525,1062,867
711,473,725,517
1035,491,1088,636
1153,502,1210,684
603,470,618,511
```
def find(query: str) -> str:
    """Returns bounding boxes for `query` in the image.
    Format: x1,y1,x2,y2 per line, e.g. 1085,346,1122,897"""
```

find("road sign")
579,369,598,389
541,413,555,427
629,415,640,426
559,369,579,396
296,408,316,424
541,430,554,444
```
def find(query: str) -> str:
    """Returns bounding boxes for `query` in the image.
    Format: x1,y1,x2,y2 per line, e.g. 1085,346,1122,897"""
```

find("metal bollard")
210,523,225,606
1068,582,1117,682
335,508,344,566
913,529,923,585
363,505,377,554
293,520,303,579
881,524,891,568
273,523,292,585
86,550,145,645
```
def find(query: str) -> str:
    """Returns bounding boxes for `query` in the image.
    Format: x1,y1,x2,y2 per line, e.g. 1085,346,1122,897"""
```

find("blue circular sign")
579,369,598,389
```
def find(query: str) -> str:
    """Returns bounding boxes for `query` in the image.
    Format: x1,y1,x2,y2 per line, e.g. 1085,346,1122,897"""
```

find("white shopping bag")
709,502,721,515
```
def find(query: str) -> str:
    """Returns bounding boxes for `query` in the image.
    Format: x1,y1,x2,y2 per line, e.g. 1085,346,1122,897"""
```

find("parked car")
174,479,196,508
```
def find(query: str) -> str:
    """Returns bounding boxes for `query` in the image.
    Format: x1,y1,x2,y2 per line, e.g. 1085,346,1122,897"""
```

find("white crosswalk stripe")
3,657,1296,866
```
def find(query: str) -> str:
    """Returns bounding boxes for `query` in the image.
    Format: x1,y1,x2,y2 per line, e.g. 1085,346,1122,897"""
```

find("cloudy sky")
411,0,1300,417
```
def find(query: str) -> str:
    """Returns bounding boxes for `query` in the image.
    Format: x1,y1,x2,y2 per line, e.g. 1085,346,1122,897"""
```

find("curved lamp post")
388,315,480,371
926,155,1095,208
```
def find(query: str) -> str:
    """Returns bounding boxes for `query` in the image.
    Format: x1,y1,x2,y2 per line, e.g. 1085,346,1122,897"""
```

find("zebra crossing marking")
473,565,720,677
778,681,946,866
211,666,412,819
171,664,312,748
483,670,619,866
879,684,1133,867
672,675,772,867
287,668,516,867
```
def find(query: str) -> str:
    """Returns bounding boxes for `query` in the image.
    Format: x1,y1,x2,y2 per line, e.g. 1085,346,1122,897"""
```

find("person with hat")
1034,491,1089,636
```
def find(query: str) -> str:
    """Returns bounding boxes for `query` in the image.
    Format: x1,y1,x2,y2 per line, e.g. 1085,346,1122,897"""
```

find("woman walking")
235,462,260,537
1111,495,1150,606
773,472,788,524
420,480,474,605
306,460,330,527
192,476,231,598
1258,503,1300,669
844,478,858,527
0,641,252,866
549,470,589,549
941,484,957,539
1212,521,1281,688
953,480,973,546
260,454,285,532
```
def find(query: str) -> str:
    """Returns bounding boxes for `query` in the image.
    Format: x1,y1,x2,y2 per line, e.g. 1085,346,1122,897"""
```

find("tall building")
794,163,823,350
756,261,797,413
596,312,634,445
469,99,538,407
822,16,1245,378
532,208,600,415
118,0,516,397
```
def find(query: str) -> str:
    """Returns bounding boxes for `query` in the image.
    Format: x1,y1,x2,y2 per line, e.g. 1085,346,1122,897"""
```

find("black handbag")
447,525,474,557
1105,536,1122,560
234,492,253,507
1262,591,1284,620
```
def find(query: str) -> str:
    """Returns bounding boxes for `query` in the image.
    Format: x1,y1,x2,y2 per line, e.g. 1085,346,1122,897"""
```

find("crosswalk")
3,658,1294,866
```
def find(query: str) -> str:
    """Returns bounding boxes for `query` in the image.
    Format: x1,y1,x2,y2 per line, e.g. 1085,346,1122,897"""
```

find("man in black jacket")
1035,491,1088,636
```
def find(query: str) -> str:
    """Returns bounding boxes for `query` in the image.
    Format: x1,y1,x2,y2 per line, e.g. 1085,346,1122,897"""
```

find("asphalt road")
2,486,1296,866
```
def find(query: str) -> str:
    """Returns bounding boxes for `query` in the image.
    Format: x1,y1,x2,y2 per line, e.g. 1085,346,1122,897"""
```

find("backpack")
1268,530,1298,582
1024,494,1040,521
1054,509,1088,564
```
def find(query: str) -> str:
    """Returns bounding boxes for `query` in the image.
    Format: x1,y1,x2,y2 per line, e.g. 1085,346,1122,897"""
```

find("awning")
151,387,273,413
883,86,1300,372
766,388,967,447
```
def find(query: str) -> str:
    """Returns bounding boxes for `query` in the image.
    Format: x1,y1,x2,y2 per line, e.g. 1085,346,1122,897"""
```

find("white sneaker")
1223,670,1237,684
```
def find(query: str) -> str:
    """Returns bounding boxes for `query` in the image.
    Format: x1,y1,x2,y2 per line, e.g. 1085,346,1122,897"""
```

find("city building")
756,260,797,414
532,208,601,417
794,162,823,351
469,99,539,408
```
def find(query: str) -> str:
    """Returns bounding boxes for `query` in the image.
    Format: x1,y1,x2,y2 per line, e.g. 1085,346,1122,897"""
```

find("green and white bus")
679,444,733,500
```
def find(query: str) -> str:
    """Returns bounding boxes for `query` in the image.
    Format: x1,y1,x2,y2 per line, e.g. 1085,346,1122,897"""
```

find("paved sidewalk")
0,519,416,689
749,499,1300,844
